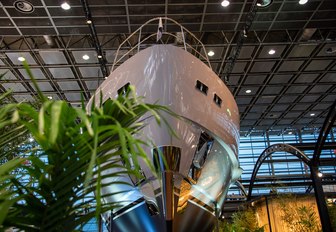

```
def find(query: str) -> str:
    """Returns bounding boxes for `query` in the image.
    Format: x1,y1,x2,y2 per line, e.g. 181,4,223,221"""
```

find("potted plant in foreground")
0,65,169,231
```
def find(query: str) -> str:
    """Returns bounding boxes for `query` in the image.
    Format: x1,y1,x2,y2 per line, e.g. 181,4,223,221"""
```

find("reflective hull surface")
88,45,241,232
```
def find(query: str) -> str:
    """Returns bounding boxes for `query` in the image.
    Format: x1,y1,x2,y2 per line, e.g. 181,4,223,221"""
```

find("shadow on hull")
111,198,216,232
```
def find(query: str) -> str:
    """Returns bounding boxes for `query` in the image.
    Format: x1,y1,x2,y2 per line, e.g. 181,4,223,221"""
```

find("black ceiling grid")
0,0,335,135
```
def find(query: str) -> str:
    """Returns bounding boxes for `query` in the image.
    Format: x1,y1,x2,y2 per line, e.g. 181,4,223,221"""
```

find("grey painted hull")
88,44,241,232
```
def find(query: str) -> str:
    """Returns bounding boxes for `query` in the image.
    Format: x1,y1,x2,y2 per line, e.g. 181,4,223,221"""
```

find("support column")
310,165,332,232
265,196,272,232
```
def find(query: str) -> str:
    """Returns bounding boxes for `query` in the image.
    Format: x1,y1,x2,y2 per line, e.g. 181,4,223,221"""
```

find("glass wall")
231,128,336,196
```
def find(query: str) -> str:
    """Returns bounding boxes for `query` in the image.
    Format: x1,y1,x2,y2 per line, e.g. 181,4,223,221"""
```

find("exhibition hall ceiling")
0,0,335,136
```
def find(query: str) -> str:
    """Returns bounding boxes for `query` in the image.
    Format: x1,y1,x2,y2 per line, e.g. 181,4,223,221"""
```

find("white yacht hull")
88,44,241,232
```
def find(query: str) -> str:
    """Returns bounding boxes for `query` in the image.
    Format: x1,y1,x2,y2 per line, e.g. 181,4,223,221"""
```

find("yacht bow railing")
111,17,211,72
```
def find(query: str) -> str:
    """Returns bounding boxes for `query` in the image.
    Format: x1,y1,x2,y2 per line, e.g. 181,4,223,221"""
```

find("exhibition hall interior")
0,0,335,231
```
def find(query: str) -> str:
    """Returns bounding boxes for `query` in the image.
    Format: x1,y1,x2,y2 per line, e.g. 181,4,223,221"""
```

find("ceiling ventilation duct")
298,28,317,42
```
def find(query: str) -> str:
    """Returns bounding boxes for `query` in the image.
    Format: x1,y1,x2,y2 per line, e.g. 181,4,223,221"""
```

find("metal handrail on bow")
111,17,211,72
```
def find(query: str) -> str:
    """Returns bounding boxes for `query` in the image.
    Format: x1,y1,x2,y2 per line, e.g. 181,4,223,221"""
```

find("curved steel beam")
233,180,248,197
309,100,335,232
312,100,336,165
247,143,310,200
307,100,336,193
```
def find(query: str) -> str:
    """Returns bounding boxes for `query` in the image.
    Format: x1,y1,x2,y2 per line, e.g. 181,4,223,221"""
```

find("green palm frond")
0,81,171,231
1,68,41,162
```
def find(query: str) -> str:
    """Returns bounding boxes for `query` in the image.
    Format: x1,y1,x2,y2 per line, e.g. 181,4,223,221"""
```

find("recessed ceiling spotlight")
221,0,230,7
13,0,35,14
61,2,71,10
208,50,215,57
97,55,103,59
86,20,92,24
288,131,293,135
82,54,90,60
299,0,308,5
317,172,323,177
325,47,336,54
256,0,272,7
246,89,252,94
310,113,315,116
18,56,25,62
268,49,276,55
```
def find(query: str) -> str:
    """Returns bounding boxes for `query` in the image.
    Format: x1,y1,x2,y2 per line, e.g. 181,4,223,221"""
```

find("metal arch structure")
307,100,336,194
247,143,310,201
312,100,336,166
233,180,248,198
246,100,335,231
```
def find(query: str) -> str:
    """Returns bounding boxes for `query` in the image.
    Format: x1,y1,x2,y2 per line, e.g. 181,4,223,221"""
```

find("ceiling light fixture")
326,47,336,54
13,0,34,13
82,54,90,60
299,0,308,5
221,0,230,7
18,56,25,62
47,96,53,100
310,113,315,116
243,29,248,38
256,0,273,7
317,172,323,178
208,50,215,57
61,2,71,10
268,49,276,55
86,19,92,24
246,89,252,94
97,55,103,59
288,131,293,135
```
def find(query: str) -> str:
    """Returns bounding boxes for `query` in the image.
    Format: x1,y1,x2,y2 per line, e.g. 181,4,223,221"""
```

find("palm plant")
0,66,169,231
0,80,36,164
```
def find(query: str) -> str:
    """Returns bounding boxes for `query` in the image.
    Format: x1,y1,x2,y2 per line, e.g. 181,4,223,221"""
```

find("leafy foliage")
0,66,170,231
218,207,265,232
276,194,322,232
327,204,336,231
0,72,39,163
